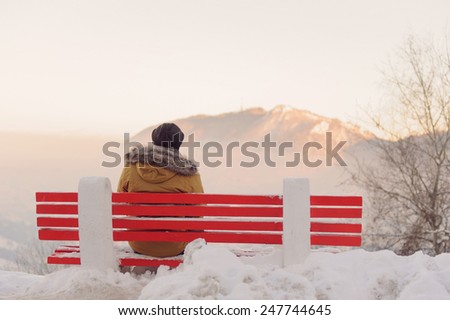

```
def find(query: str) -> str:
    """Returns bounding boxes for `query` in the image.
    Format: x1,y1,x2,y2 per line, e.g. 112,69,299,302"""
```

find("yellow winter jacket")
117,145,204,258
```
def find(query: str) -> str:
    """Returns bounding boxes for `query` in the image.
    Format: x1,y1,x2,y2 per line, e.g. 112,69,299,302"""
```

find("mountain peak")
133,105,371,143
270,104,299,114
272,104,289,111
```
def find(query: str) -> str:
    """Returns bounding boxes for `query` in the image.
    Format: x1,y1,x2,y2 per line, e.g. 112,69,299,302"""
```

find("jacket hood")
124,145,198,177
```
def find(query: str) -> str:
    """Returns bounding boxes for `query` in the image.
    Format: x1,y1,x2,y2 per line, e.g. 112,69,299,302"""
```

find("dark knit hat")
152,123,184,150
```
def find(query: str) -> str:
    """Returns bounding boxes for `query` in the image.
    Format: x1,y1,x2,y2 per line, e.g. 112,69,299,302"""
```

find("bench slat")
47,255,80,265
310,222,362,233
113,193,283,205
113,218,283,231
36,192,362,207
38,218,361,234
119,257,182,268
113,205,283,217
37,217,78,228
36,204,361,218
311,234,362,247
47,252,183,268
310,207,362,218
39,229,79,241
38,228,283,244
310,196,362,206
36,204,284,217
36,204,78,214
36,192,78,202
113,230,283,244
37,217,284,231
39,229,361,246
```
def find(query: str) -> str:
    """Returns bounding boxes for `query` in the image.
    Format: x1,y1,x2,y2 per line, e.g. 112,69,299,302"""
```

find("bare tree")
351,34,450,255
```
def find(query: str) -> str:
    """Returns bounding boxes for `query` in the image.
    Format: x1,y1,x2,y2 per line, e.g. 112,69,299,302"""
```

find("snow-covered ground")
1,240,449,300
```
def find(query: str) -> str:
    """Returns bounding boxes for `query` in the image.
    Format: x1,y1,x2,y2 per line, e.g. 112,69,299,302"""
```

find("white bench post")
78,177,117,270
282,178,310,266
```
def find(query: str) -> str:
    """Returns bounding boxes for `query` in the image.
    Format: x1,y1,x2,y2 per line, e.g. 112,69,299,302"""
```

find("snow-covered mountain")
135,105,372,146
134,105,372,195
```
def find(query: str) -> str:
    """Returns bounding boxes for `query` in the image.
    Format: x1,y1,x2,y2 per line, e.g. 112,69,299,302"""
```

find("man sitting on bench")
117,123,204,257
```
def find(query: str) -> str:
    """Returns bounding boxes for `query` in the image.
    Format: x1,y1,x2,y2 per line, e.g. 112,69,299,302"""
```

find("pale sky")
1,0,449,135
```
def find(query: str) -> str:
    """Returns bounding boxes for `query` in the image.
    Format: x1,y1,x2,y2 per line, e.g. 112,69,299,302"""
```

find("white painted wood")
78,177,117,270
282,178,310,266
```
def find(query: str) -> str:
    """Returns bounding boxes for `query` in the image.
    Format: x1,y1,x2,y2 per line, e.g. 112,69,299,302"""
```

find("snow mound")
139,239,315,299
300,249,450,299
1,268,152,299
1,242,450,300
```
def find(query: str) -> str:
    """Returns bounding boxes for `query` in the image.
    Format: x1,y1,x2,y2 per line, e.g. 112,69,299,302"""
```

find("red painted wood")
39,228,79,241
310,196,362,206
38,228,283,244
38,219,361,234
37,217,283,232
311,234,362,246
40,228,362,246
36,192,363,207
119,258,183,268
112,204,282,217
36,204,78,214
37,191,364,268
113,218,283,231
36,192,78,203
47,255,80,265
310,207,362,218
36,203,283,217
113,230,283,244
47,251,183,267
310,222,362,233
37,217,78,228
113,192,283,205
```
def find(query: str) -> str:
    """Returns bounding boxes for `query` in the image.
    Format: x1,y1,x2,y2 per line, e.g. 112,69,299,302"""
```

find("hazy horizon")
0,104,369,137
1,0,449,135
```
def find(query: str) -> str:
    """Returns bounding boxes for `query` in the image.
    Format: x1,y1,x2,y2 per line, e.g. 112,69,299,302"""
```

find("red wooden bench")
36,177,362,269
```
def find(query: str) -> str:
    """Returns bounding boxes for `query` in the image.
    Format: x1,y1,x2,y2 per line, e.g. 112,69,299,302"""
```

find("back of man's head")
152,123,184,150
